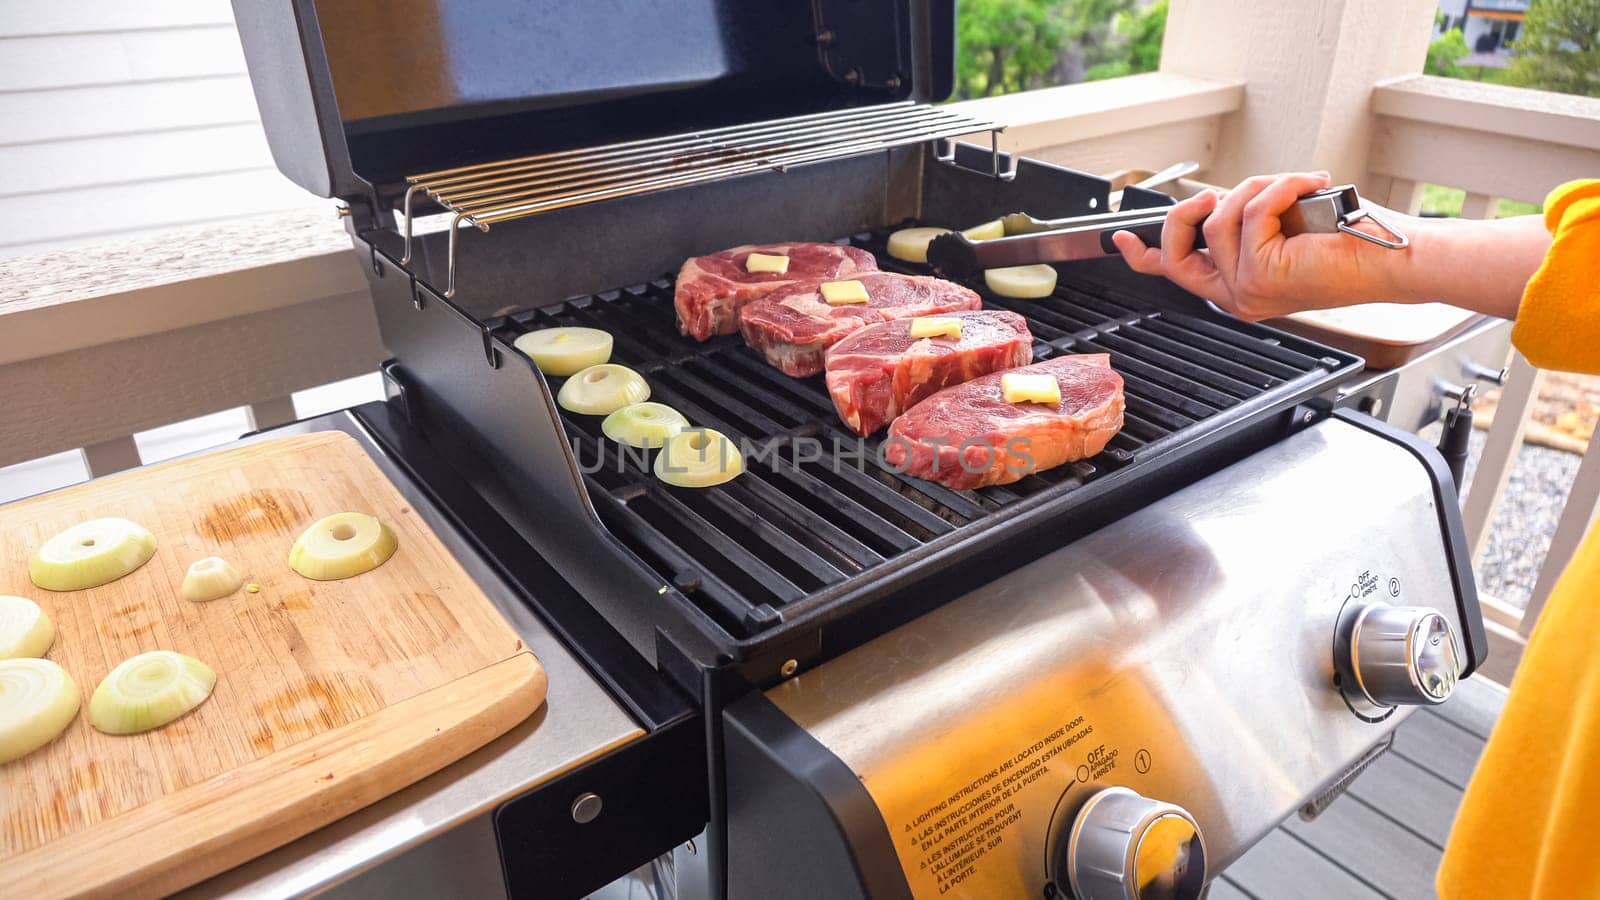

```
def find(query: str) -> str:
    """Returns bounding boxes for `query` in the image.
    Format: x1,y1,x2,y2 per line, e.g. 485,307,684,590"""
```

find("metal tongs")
925,185,1409,278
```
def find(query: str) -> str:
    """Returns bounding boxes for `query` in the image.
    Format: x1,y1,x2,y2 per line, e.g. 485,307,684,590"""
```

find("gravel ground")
1448,427,1583,610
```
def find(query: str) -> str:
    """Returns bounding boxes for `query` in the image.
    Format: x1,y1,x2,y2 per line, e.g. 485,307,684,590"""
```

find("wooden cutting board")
0,431,547,899
1277,302,1482,369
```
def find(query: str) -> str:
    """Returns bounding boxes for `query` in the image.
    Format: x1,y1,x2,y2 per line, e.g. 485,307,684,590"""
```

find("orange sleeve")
1510,179,1600,374
1440,182,1600,900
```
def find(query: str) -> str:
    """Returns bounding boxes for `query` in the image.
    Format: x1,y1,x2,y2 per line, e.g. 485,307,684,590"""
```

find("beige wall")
1159,0,1437,190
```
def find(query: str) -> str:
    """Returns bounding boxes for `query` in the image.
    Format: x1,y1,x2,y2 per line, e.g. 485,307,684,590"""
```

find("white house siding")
1436,0,1470,31
1433,0,1527,56
0,0,328,259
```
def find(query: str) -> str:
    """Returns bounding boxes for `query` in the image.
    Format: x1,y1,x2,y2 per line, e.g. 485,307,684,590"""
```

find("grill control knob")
1053,786,1206,900
1336,602,1460,712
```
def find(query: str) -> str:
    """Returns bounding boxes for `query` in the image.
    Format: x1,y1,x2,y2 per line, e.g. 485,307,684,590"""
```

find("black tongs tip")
924,231,982,278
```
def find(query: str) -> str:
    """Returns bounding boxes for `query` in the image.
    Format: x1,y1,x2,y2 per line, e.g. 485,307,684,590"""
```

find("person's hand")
1111,172,1410,321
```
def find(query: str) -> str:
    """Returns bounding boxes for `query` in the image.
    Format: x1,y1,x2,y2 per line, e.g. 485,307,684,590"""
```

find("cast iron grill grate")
488,229,1353,638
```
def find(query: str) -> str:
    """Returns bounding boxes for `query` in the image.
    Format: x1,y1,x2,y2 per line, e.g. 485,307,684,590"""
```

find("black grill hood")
233,0,957,200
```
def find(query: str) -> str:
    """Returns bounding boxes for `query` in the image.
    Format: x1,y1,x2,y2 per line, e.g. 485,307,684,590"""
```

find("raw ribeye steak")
738,273,982,377
825,310,1034,436
674,242,877,341
884,354,1125,489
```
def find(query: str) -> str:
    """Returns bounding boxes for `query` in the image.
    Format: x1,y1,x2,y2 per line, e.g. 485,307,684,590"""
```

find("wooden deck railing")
1371,75,1600,641
0,210,381,477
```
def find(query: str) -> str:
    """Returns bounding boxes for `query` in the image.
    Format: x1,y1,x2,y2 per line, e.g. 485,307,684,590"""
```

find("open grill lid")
233,0,958,201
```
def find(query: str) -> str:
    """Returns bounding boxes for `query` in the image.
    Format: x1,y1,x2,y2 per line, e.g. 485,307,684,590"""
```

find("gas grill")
228,3,1490,898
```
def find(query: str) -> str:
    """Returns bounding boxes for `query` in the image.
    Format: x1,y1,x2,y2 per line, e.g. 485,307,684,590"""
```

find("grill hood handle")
926,185,1408,277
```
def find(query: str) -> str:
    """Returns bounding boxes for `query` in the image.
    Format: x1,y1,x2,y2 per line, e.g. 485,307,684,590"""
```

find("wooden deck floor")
1215,676,1509,900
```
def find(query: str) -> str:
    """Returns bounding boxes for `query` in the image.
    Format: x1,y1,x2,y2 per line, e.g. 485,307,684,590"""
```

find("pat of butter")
1001,372,1060,406
820,280,870,305
745,252,790,274
909,317,963,339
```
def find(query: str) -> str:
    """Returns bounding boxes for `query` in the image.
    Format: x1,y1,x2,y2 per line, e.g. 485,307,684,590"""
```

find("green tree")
957,0,1073,98
1126,0,1167,72
955,0,1152,99
1425,27,1471,79
1086,0,1166,82
1505,0,1600,97
1053,0,1141,77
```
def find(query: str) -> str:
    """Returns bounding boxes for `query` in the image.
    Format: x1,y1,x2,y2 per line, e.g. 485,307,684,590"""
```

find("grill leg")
81,435,142,477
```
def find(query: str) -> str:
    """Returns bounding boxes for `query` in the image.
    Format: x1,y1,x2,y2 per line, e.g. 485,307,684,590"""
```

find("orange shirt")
1437,179,1600,900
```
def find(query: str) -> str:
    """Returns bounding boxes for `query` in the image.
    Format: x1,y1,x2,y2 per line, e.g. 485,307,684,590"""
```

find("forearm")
1113,173,1555,324
1383,213,1550,320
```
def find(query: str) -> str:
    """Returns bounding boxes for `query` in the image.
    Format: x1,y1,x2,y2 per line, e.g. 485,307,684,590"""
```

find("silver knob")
1063,787,1206,900
1338,603,1460,710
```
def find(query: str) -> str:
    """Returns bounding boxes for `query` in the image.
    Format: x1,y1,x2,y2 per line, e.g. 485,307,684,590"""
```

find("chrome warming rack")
397,102,1001,297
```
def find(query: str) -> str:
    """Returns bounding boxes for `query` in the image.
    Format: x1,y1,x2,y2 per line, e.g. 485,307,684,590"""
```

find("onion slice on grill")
0,596,54,659
603,402,690,449
88,650,215,735
654,428,745,488
558,364,650,415
181,556,244,602
984,264,1058,299
887,227,951,264
30,517,157,592
288,512,398,581
0,658,80,762
514,327,614,376
963,219,1005,241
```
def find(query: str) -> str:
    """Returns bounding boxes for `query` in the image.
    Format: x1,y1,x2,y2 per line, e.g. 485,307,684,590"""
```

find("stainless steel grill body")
345,147,1480,898
734,416,1472,898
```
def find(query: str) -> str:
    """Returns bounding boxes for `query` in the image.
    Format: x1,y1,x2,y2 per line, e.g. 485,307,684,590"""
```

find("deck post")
1463,353,1542,563
1159,0,1437,188
1522,425,1600,637
80,435,142,477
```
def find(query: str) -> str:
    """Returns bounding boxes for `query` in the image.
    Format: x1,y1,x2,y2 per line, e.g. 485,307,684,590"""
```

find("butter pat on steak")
675,242,877,341
825,310,1034,436
738,272,982,377
884,354,1124,489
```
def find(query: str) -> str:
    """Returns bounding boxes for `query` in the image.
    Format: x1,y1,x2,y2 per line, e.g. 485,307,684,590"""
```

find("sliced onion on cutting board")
557,364,650,415
984,264,1058,299
181,557,244,602
88,650,215,735
886,227,951,264
0,596,54,659
0,657,80,762
603,402,690,449
288,512,398,581
514,327,614,376
654,429,745,488
30,517,157,592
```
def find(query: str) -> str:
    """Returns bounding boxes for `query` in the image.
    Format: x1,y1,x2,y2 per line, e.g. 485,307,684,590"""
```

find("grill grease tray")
488,229,1355,639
